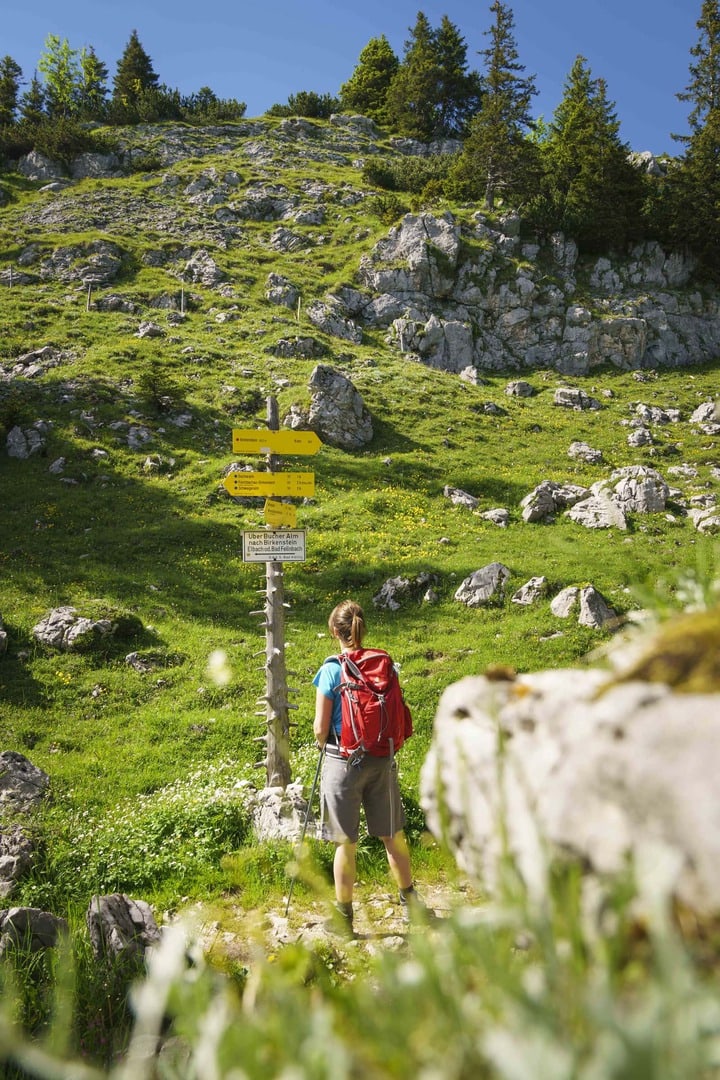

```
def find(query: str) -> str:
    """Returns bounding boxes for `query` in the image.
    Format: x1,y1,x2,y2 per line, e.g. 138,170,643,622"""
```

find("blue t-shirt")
313,658,342,738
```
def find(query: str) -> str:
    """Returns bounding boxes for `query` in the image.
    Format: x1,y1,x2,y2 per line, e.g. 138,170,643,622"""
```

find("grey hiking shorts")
320,750,406,843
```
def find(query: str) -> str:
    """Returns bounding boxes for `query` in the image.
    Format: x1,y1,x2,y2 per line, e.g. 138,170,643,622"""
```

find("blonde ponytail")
328,599,366,649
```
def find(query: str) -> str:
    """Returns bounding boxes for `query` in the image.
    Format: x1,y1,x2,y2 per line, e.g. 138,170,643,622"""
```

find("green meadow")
0,120,719,1075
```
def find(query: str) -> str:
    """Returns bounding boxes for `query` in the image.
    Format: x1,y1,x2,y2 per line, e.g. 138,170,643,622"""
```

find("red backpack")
327,648,413,759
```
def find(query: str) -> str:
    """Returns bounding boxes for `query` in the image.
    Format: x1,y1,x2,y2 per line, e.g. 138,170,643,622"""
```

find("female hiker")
312,598,425,937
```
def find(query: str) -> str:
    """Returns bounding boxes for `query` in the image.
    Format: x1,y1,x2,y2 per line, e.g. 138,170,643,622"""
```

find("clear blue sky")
4,0,699,154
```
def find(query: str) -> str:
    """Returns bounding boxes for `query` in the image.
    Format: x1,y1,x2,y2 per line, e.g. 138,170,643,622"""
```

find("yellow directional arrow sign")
232,428,321,456
264,499,298,527
223,471,315,498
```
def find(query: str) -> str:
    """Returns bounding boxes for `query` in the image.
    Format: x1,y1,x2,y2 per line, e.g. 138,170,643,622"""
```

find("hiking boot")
326,900,354,939
399,886,429,923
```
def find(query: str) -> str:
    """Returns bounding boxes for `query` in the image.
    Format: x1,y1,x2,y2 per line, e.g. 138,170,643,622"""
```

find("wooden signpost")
227,400,320,789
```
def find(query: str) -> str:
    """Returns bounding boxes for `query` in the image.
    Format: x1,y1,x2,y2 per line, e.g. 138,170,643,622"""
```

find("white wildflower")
206,648,233,686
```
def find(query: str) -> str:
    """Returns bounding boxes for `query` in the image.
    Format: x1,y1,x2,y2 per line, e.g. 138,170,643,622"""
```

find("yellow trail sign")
232,429,321,456
264,499,298,527
223,471,315,498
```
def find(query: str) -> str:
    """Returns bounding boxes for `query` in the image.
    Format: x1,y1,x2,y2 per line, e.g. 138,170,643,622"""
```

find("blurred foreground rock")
421,606,720,915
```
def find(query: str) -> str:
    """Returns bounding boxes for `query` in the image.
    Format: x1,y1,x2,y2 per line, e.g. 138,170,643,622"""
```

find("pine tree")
77,46,109,120
18,72,46,126
38,34,80,118
386,11,441,140
671,106,720,273
340,35,399,125
386,11,481,140
112,30,159,121
0,55,22,127
532,57,644,252
675,0,720,139
449,0,537,207
433,15,482,137
660,0,720,276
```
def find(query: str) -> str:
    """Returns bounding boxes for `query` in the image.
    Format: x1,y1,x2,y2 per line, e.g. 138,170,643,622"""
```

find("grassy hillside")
0,118,718,921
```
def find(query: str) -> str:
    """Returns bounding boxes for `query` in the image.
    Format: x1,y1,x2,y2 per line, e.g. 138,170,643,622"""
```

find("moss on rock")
617,605,720,692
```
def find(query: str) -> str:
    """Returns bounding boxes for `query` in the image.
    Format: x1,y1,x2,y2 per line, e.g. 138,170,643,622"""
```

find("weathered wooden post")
224,405,319,789
262,396,291,789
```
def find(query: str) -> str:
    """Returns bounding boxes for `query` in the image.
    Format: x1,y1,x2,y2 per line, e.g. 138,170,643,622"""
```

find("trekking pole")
284,745,324,917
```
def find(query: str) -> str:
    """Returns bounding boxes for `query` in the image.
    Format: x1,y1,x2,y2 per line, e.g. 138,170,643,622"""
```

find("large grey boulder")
306,365,373,450
689,507,720,534
0,827,36,899
0,752,49,814
38,241,124,285
0,908,68,954
689,399,720,435
635,402,680,425
566,486,628,530
443,486,478,510
550,586,581,619
420,668,720,915
454,562,511,607
233,185,298,221
568,441,603,464
270,227,308,253
505,380,534,398
265,273,299,308
269,337,327,360
627,426,653,447
553,387,602,411
181,249,225,286
577,586,618,628
250,782,315,842
482,508,510,527
306,299,363,343
86,894,161,961
32,606,142,652
32,606,113,651
70,152,122,179
329,113,380,137
17,150,64,181
690,401,718,425
373,572,437,611
610,465,670,512
360,212,461,300
5,346,66,379
0,752,50,898
511,576,548,605
550,585,617,628
6,423,49,459
520,481,590,523
391,315,474,372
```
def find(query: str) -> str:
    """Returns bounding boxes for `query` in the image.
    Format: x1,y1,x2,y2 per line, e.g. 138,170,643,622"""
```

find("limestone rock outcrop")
420,608,720,916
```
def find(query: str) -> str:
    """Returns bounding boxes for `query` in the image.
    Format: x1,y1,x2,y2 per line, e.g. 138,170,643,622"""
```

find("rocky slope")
3,115,719,378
